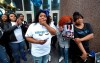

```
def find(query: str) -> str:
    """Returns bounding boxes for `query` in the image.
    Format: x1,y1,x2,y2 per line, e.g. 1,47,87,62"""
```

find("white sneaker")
59,56,64,62
48,55,51,61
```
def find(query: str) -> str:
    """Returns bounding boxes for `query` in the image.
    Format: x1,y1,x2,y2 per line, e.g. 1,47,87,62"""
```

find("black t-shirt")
70,23,93,53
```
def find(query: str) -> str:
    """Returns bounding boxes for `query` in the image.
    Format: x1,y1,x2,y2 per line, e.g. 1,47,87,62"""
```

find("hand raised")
16,18,22,25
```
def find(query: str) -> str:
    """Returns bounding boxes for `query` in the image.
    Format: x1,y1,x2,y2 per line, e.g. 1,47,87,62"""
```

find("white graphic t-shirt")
25,22,56,57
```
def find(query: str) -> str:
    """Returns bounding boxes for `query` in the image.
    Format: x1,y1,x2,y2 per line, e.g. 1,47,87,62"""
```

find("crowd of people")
0,13,30,63
0,10,94,63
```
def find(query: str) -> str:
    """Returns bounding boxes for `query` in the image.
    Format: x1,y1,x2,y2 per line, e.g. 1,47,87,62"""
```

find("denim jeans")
0,45,9,63
59,47,69,63
9,41,26,63
32,54,49,63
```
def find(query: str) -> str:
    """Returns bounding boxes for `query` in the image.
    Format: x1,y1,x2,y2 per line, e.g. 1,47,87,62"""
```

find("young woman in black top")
70,12,94,63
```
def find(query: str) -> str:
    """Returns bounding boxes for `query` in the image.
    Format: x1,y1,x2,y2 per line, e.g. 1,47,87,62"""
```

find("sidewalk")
20,46,72,63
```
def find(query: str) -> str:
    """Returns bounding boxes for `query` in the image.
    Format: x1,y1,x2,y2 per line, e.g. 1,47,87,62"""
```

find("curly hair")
34,10,51,25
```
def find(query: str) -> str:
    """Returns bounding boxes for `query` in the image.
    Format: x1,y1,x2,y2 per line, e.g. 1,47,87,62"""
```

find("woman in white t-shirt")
25,10,56,63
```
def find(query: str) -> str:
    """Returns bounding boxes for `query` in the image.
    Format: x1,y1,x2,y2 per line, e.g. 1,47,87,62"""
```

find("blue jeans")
9,41,26,63
0,45,9,63
59,47,69,63
32,54,49,63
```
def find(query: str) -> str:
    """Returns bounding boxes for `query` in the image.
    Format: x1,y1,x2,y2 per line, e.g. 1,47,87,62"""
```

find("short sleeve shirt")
70,23,93,53
25,22,56,57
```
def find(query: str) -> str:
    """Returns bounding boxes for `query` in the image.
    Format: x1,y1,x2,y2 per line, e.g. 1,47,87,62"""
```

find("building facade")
1,0,60,23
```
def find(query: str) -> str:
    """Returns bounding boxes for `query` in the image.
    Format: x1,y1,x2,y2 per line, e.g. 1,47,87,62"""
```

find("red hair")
58,16,73,27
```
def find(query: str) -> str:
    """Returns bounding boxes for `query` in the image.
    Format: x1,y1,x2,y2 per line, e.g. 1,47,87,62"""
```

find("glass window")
53,13,58,26
27,14,32,23
43,0,49,9
51,0,60,10
24,0,31,11
13,0,23,11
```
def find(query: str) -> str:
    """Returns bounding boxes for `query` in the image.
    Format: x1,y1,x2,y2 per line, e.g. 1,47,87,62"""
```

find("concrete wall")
60,0,100,52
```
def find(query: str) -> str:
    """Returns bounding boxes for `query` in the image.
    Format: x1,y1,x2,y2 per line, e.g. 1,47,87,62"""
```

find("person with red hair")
57,16,74,63
58,16,73,27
